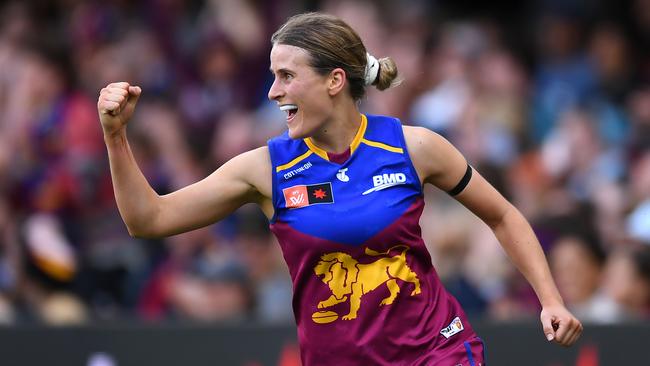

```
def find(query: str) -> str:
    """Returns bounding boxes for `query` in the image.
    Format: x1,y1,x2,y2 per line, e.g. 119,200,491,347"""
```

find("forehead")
269,44,312,71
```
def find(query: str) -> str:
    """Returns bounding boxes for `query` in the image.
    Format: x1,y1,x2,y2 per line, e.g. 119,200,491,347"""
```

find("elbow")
126,226,144,238
483,216,501,231
485,204,517,231
125,224,146,239
125,222,162,239
122,204,164,239
488,205,529,234
484,214,506,231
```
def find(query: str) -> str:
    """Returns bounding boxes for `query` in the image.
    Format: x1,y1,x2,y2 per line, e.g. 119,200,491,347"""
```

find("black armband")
447,164,473,196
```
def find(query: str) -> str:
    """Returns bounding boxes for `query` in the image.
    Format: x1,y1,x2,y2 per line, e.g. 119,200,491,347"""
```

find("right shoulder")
235,145,271,164
230,146,272,200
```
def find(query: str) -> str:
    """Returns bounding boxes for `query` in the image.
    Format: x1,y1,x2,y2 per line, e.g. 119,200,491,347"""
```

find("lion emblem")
312,245,421,322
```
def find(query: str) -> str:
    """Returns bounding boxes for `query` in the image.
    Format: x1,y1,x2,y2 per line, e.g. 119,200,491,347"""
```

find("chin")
287,125,309,140
287,114,320,140
287,128,301,139
289,130,307,140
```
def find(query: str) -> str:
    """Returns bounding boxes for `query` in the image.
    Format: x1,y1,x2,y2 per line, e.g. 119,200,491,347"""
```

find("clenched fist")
97,82,141,136
540,304,583,347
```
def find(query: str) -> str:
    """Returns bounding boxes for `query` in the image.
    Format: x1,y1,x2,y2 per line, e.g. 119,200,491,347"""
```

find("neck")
308,100,361,154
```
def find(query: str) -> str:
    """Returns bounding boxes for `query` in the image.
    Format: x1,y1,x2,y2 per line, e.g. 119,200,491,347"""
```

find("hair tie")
364,52,380,86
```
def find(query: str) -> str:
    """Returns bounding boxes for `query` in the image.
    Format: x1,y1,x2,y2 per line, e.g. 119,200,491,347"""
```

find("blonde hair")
271,12,398,101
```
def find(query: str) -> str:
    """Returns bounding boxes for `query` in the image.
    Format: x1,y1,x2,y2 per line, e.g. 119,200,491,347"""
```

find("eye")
281,72,294,81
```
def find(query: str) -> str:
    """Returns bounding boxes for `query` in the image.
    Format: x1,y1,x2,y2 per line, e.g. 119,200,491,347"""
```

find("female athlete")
97,12,582,366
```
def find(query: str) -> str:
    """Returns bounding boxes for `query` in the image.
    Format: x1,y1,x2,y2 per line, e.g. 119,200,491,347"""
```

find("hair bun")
374,57,399,91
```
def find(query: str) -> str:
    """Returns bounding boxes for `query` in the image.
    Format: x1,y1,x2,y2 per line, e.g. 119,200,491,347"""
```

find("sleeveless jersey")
267,114,484,366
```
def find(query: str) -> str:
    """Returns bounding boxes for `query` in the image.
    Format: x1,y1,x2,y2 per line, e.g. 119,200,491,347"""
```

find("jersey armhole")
266,140,280,223
396,122,424,196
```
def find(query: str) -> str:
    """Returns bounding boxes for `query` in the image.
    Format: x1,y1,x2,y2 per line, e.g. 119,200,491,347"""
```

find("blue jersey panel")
268,114,422,246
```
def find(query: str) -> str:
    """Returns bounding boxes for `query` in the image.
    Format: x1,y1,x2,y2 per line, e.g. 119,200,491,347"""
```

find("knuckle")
115,89,127,96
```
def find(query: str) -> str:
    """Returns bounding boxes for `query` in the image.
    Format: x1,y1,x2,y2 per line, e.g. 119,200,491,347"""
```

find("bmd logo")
362,172,407,195
372,173,406,186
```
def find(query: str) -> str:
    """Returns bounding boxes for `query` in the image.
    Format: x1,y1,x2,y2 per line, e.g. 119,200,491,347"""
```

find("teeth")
279,104,298,112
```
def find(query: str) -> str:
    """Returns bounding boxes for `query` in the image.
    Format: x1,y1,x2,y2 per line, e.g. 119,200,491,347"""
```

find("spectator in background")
3,37,101,324
541,107,625,203
549,234,623,323
410,22,476,136
627,87,650,155
455,47,528,168
0,199,17,324
165,250,254,322
137,221,254,322
179,34,243,161
233,205,293,323
531,12,597,143
602,244,650,320
627,150,650,243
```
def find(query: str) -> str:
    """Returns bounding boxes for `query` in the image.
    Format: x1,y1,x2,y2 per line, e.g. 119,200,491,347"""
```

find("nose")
267,78,283,101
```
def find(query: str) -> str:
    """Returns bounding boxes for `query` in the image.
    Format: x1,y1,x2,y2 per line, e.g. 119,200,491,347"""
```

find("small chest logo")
362,172,407,195
284,186,308,208
336,168,349,182
283,182,334,209
440,316,464,339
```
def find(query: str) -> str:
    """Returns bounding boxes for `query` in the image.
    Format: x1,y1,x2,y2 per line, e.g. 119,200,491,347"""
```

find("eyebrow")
269,67,294,75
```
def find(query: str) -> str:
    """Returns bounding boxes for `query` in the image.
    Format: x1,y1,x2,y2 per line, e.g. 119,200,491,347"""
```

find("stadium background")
0,0,648,364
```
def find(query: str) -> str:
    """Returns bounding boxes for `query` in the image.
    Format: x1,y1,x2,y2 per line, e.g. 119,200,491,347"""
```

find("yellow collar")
304,114,367,161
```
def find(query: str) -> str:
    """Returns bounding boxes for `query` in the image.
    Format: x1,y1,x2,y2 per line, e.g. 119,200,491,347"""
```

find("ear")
327,68,346,96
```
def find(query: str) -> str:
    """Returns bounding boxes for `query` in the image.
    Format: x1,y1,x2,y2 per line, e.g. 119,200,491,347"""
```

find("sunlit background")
0,0,648,364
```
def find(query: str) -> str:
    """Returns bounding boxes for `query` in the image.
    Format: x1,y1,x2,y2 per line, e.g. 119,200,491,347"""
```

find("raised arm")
404,126,582,347
98,82,272,238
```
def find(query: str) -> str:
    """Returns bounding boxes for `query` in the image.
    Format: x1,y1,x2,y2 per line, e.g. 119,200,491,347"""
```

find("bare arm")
404,126,582,346
98,82,272,238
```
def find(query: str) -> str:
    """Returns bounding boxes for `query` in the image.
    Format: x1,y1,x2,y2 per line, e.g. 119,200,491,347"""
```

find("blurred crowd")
0,0,648,326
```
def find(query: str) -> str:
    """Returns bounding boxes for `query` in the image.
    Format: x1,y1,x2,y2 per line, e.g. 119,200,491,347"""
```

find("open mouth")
279,104,298,122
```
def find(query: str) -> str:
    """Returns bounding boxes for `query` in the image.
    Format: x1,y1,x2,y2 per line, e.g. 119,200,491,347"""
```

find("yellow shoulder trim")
349,114,368,154
304,138,329,161
275,150,313,172
361,138,404,154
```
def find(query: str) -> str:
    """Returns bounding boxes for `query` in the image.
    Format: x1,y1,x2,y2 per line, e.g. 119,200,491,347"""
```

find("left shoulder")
402,125,431,143
402,125,451,161
401,125,468,190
